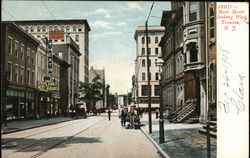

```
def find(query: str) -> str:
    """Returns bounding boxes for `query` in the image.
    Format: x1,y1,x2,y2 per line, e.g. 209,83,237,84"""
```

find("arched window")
49,26,53,30
61,26,64,31
30,26,34,32
37,26,41,32
25,26,29,32
42,26,46,32
54,26,58,30
73,26,76,31
66,26,70,32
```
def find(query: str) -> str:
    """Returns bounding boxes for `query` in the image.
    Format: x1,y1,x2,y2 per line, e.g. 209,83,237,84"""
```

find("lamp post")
156,55,165,144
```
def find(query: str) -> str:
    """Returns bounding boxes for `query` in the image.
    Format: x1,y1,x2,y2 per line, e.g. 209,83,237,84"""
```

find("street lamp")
155,55,165,144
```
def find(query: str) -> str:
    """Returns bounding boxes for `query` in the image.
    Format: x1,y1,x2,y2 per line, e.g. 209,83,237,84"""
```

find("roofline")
4,19,91,31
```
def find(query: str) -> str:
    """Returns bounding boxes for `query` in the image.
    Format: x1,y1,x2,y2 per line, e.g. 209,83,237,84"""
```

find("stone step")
198,128,217,138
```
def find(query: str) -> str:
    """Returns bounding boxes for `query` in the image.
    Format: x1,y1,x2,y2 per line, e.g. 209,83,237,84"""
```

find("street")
2,113,162,158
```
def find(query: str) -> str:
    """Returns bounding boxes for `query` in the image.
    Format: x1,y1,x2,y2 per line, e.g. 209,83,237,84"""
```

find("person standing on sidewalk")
108,109,111,121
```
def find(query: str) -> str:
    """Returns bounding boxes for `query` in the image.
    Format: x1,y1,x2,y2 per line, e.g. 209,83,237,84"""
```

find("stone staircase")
198,120,217,138
168,99,197,123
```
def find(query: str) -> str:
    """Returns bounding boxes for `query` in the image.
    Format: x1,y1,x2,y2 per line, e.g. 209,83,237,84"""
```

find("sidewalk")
1,116,73,134
140,113,217,158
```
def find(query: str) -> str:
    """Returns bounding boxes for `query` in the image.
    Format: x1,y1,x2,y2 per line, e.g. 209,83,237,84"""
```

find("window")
61,26,64,31
190,45,198,62
15,41,18,58
147,37,151,44
78,26,82,31
42,26,46,32
209,6,215,38
154,85,160,96
189,2,197,22
142,59,145,67
8,37,12,55
8,63,12,81
141,48,145,55
155,73,159,80
54,26,58,30
149,72,151,80
141,85,151,96
15,66,18,82
20,45,24,60
37,26,41,32
25,26,29,32
30,26,34,32
31,71,35,86
147,48,151,55
27,69,30,85
58,51,63,58
141,37,145,44
155,48,158,55
49,26,53,30
27,49,30,63
73,26,76,31
155,37,158,43
75,35,79,41
148,59,151,67
142,73,145,81
20,67,24,83
66,26,70,31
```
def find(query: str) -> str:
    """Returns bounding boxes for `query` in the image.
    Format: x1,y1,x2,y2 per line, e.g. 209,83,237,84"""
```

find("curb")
140,127,170,158
2,119,73,134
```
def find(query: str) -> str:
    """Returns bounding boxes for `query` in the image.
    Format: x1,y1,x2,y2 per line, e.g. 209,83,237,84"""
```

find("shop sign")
38,81,58,91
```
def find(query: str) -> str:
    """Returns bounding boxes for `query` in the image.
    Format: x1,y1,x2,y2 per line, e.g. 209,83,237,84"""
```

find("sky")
2,1,171,95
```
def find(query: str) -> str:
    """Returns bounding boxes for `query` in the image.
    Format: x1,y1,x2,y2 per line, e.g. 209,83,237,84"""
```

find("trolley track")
2,117,105,158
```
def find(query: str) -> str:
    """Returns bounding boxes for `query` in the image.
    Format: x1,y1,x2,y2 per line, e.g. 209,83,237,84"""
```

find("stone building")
14,19,90,83
134,26,165,110
159,2,185,116
1,22,40,120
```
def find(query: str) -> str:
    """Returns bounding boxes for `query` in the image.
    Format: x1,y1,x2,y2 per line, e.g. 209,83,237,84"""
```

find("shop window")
189,2,197,22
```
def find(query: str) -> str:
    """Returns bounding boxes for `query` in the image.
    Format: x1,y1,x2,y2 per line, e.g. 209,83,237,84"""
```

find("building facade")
134,26,165,110
52,36,81,114
1,22,40,120
159,2,185,116
14,20,90,83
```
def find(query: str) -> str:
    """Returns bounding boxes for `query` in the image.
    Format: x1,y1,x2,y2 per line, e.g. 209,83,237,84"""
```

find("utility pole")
145,2,154,134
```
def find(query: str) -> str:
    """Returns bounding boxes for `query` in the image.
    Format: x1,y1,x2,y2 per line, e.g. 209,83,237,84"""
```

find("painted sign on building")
38,81,58,91
48,30,64,40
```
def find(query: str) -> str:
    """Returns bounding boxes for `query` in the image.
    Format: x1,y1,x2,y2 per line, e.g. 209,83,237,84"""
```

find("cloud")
116,22,127,26
126,2,143,11
91,32,122,38
90,20,113,29
94,8,108,14
104,14,112,18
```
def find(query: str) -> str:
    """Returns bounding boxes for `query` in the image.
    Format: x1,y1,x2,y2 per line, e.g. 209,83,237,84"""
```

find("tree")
79,76,103,113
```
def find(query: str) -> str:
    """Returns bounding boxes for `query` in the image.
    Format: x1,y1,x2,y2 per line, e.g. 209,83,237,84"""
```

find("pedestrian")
120,109,125,127
155,109,159,119
129,109,135,129
108,109,111,121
